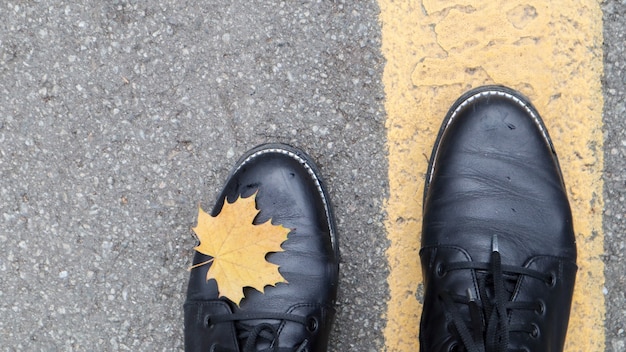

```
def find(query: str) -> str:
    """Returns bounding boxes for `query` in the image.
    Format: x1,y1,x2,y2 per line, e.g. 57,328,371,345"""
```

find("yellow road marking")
379,1,605,351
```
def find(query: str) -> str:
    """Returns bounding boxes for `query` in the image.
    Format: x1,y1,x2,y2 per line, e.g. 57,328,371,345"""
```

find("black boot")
185,144,339,352
420,86,577,352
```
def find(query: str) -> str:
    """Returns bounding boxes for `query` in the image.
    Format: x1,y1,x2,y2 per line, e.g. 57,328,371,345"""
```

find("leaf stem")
188,258,214,271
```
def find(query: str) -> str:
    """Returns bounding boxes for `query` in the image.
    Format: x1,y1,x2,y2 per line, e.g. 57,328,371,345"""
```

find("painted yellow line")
379,1,605,351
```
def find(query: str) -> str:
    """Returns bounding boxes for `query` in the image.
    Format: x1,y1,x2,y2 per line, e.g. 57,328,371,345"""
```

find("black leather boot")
185,144,339,352
420,86,577,352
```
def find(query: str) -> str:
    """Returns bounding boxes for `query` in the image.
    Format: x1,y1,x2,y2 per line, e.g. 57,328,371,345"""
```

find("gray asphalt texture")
602,1,626,352
0,1,623,351
0,1,387,351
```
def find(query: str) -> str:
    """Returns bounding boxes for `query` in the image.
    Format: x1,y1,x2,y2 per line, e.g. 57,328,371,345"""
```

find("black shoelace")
207,312,311,352
439,236,553,352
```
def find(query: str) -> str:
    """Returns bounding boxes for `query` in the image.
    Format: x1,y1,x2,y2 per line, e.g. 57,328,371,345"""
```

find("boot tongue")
474,271,519,302
470,236,519,322
238,322,278,351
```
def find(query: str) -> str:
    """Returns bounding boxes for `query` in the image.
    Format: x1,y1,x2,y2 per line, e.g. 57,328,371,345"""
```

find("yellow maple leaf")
190,192,290,305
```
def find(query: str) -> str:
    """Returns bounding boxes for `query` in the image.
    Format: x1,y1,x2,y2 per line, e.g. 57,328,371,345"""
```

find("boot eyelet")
203,314,215,329
547,272,557,288
306,316,319,333
535,300,545,315
448,342,459,352
436,263,446,277
530,323,540,339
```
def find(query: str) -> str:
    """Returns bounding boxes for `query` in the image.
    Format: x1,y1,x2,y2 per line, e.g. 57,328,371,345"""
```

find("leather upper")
185,144,338,352
421,86,577,352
